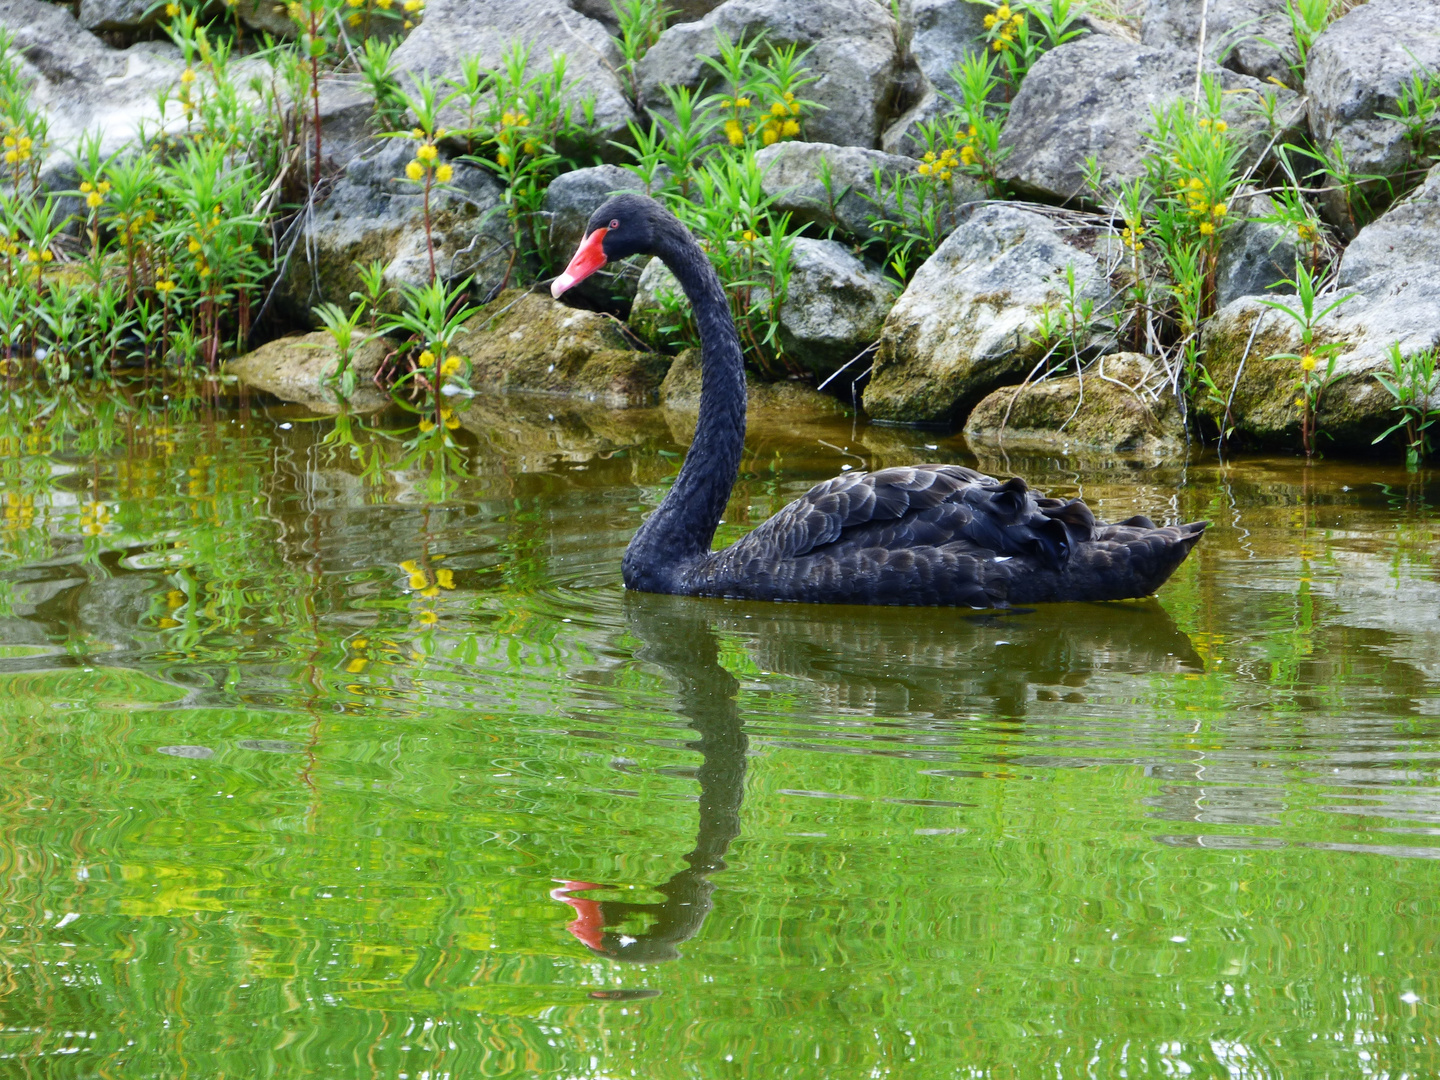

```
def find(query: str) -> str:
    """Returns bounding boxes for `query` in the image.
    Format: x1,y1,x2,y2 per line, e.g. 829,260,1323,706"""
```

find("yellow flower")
79,181,93,193
923,151,936,163
86,191,103,208
188,238,201,253
1199,221,1214,235
735,96,751,108
180,68,195,85
165,2,178,14
762,126,778,145
348,12,361,24
984,12,997,27
960,145,976,165
377,0,391,8
1300,353,1317,372
416,142,438,162
726,123,744,146
405,160,425,181
1212,202,1227,217
771,101,786,117
442,410,459,430
1215,120,1228,133
418,418,436,433
781,119,800,137
939,170,952,181
1188,177,1204,190
1293,396,1306,408
441,355,462,376
1198,118,1211,129
432,163,453,183
435,568,455,588
917,162,931,175
403,0,421,9
789,101,802,115
996,4,1011,19
496,151,510,166
741,229,756,241
417,350,435,367
417,611,438,625
993,38,1007,51
98,180,110,193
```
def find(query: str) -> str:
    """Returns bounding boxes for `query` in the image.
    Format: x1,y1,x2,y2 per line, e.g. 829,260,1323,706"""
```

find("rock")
569,0,725,34
542,165,652,304
226,331,390,413
1198,164,1440,446
756,140,954,244
1214,192,1299,310
637,0,905,150
899,0,990,94
235,0,294,37
283,139,511,320
660,347,848,415
312,81,380,170
863,203,1118,425
880,86,951,159
451,289,669,407
964,352,1185,455
390,0,635,154
996,35,1299,205
77,0,157,32
0,0,184,165
1141,0,1295,86
628,239,894,380
776,238,893,377
1305,0,1440,225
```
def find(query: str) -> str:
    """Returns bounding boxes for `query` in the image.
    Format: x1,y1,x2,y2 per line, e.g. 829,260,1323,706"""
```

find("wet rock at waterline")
1199,165,1440,446
281,140,511,321
864,203,1117,426
1141,0,1295,87
453,290,668,408
1304,0,1440,228
660,348,849,415
226,331,391,414
637,0,906,150
390,0,636,155
628,239,892,381
964,353,1186,456
996,36,1300,205
0,0,187,164
542,165,654,305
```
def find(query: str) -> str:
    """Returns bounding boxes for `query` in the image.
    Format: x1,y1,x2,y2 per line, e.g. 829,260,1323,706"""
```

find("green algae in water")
0,385,1438,1077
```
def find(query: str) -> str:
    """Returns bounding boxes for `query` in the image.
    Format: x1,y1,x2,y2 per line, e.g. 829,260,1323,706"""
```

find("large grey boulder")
542,165,652,304
1141,0,1295,86
0,0,184,164
1199,164,1440,446
569,0,724,34
1214,192,1298,310
284,140,511,320
636,0,905,150
79,0,291,36
391,0,636,152
629,238,894,380
996,35,1299,205
756,141,951,244
900,0,990,94
1305,0,1440,224
864,203,1118,425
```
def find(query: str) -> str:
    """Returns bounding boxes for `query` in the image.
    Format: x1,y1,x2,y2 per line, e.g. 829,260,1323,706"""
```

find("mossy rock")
964,354,1186,457
451,290,670,408
225,331,390,414
660,348,849,415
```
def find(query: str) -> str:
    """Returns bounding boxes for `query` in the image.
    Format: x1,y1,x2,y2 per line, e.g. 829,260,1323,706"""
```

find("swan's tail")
1004,516,1209,604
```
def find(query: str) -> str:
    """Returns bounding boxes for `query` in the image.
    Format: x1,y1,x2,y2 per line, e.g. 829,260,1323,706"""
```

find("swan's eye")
609,219,620,231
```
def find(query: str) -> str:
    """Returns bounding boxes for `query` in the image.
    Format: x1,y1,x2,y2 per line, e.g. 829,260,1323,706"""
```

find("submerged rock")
996,36,1299,205
283,140,511,319
1141,0,1295,86
864,203,1118,426
452,290,669,408
637,0,905,150
1198,164,1440,446
226,331,391,413
964,353,1185,456
390,0,636,153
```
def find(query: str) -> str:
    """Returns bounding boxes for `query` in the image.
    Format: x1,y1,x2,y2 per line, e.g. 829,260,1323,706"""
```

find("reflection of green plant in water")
1258,260,1354,458
1372,343,1440,469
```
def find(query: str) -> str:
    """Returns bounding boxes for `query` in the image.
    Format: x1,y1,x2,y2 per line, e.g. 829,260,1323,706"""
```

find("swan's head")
551,193,661,299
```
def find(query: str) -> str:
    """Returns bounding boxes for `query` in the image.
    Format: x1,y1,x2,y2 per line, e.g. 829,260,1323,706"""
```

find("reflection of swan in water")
551,594,747,963
552,594,1202,961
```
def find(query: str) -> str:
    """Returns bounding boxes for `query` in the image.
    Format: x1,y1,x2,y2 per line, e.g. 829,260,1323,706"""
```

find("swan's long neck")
623,222,746,593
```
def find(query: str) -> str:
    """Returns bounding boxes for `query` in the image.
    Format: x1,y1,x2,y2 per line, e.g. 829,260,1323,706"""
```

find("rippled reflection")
0,385,1437,1077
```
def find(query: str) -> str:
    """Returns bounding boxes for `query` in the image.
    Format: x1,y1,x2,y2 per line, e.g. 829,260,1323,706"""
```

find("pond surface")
1,385,1438,1078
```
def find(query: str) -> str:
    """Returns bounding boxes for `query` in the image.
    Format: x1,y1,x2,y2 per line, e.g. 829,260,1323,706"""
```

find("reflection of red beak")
550,226,609,298
550,879,605,950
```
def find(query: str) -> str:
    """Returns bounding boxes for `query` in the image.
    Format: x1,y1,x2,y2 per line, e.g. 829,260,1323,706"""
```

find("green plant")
389,74,452,283
359,37,408,132
383,276,479,470
1371,342,1440,468
611,0,668,105
1257,260,1354,457
350,259,393,331
314,301,367,397
971,0,1087,94
1376,66,1440,175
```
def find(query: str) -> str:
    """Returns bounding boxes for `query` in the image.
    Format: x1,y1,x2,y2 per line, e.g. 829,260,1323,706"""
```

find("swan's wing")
746,464,1094,566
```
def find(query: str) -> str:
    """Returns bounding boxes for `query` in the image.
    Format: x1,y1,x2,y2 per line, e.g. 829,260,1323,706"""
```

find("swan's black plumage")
553,194,1207,608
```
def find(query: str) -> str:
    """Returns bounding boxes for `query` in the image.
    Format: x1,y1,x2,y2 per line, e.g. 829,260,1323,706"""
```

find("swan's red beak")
551,226,608,298
550,879,605,950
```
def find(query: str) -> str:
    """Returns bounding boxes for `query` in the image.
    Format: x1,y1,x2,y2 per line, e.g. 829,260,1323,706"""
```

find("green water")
1,385,1438,1078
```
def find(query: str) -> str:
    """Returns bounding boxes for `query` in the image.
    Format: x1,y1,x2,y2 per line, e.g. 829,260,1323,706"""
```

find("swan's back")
680,465,1206,607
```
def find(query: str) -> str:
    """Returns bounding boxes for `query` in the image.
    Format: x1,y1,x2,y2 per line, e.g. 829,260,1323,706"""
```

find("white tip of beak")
551,274,576,299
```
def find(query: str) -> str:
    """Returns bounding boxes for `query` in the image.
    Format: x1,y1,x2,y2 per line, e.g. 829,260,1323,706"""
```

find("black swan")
552,194,1207,607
